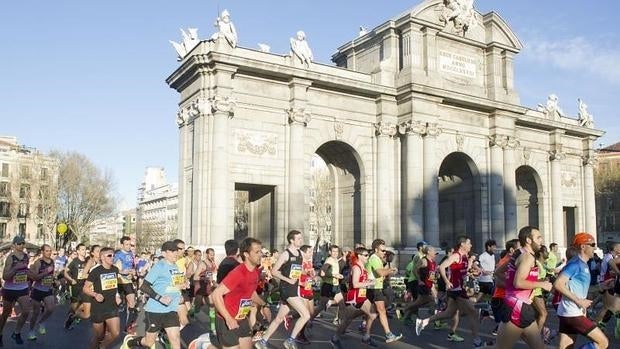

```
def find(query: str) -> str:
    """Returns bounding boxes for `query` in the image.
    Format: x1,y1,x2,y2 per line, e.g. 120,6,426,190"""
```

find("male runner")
28,244,56,340
64,243,88,329
83,247,121,349
114,236,138,333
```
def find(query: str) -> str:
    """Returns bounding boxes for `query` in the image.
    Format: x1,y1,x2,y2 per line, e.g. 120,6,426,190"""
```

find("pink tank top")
505,248,539,304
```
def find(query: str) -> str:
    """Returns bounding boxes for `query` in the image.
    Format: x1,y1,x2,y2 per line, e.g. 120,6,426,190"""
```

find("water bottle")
209,307,216,334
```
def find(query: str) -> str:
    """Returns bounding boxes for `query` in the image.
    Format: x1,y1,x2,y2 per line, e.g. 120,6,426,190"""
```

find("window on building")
0,182,9,197
40,167,48,180
0,202,9,217
37,224,44,239
326,224,332,231
309,205,315,213
38,186,48,199
309,224,316,232
18,203,28,218
1,164,8,178
37,204,43,218
18,223,26,237
605,214,615,231
21,166,31,179
19,184,30,199
327,205,332,214
607,197,615,210
0,223,5,239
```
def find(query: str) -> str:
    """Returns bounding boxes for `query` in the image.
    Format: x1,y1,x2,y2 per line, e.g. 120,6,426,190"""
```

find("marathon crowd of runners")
0,226,617,348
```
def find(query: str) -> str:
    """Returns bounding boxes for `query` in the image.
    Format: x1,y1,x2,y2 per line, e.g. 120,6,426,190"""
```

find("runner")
330,246,378,349
121,241,184,349
490,238,520,336
366,238,402,344
477,240,496,320
173,239,191,329
187,249,207,315
415,236,486,347
295,245,315,344
314,245,344,322
0,235,33,346
27,244,56,340
114,236,138,333
83,247,121,349
402,245,438,322
77,245,101,320
64,243,88,329
255,230,311,349
211,237,271,349
495,226,552,349
554,232,609,349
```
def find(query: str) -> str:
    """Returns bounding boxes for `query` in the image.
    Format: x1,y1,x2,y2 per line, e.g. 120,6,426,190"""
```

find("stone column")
209,95,236,246
287,108,311,232
503,137,520,240
399,120,426,247
489,135,507,244
583,155,597,236
550,150,566,246
423,123,442,246
376,121,397,246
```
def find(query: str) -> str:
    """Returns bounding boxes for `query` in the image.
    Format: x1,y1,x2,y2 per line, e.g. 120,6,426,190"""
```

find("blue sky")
2,1,618,208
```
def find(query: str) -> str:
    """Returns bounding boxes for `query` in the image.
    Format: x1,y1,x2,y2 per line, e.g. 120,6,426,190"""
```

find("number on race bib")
100,273,118,291
235,299,253,320
289,264,302,280
13,273,27,284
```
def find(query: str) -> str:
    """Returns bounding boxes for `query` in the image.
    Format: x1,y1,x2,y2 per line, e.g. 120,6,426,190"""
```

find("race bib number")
100,272,118,291
235,299,252,320
289,264,302,280
171,271,185,287
78,267,86,280
358,288,367,298
304,280,313,290
13,272,27,284
429,271,437,282
42,275,54,287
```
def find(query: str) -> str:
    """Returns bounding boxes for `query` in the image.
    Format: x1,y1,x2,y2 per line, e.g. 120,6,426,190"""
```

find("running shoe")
415,318,428,336
473,338,494,347
361,336,379,347
38,324,47,335
11,333,23,345
27,330,36,341
385,332,402,343
492,325,498,336
447,333,464,342
254,339,269,349
433,320,448,330
358,322,367,333
283,338,298,349
330,336,344,349
332,317,340,326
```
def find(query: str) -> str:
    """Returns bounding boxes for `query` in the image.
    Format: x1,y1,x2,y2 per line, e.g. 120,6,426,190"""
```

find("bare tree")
53,151,115,243
309,159,333,245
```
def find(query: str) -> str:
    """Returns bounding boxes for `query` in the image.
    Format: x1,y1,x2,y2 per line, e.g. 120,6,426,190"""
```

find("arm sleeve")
140,279,160,300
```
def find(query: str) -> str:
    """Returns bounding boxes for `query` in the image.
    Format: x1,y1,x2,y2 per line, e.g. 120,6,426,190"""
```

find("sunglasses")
586,243,596,247
103,254,113,258
360,253,369,257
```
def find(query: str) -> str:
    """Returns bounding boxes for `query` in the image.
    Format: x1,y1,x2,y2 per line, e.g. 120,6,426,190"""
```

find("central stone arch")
438,152,482,249
311,141,364,249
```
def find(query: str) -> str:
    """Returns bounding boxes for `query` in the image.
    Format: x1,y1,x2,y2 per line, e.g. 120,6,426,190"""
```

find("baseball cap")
161,241,178,252
12,236,25,245
572,232,595,247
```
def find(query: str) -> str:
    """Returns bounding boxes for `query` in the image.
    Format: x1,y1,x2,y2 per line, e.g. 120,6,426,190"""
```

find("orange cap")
572,232,595,247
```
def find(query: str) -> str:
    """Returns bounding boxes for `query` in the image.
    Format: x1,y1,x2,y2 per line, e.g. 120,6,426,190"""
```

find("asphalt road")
1,302,618,348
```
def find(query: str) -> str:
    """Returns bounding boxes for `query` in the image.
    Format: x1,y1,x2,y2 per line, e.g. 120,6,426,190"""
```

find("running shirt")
299,260,314,299
557,256,591,317
205,260,217,283
346,264,369,305
67,256,88,284
3,253,30,290
599,253,615,284
492,253,512,298
448,252,468,291
54,255,68,273
217,256,240,284
220,263,260,320
532,260,547,298
87,264,120,315
280,249,303,286
504,248,539,304
420,257,437,289
113,249,135,284
144,259,182,313
33,258,55,292
322,257,340,286
365,254,384,289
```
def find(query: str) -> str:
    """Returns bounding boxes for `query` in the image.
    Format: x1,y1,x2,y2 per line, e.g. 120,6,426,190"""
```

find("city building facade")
136,167,178,252
168,1,603,252
595,142,620,245
0,136,59,245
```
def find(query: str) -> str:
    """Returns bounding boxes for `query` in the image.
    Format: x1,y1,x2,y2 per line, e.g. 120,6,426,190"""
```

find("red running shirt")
220,263,260,320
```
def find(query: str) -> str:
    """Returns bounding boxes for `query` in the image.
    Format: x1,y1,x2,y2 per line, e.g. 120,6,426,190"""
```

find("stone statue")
290,31,313,67
211,9,238,48
258,43,271,53
169,28,200,61
359,26,368,37
537,94,565,121
438,0,478,35
577,98,594,128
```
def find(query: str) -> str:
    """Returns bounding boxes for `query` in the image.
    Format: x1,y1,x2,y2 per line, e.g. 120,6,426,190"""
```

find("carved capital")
287,107,311,126
426,123,442,138
210,95,236,116
398,120,426,137
375,122,397,137
583,155,598,167
176,108,187,127
505,136,520,150
549,149,566,161
489,134,509,148
334,122,344,140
